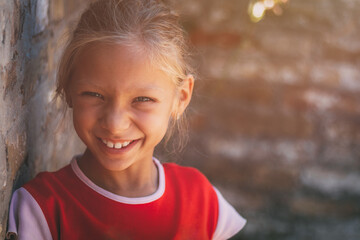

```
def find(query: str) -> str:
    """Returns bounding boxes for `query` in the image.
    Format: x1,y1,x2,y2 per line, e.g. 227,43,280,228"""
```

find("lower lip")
98,138,140,155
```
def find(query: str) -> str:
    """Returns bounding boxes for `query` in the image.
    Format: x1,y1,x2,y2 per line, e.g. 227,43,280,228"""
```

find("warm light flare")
252,2,266,18
248,0,289,22
273,4,283,16
264,0,275,9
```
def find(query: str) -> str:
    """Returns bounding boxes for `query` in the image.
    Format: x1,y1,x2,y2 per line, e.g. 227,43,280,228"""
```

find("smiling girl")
6,0,246,239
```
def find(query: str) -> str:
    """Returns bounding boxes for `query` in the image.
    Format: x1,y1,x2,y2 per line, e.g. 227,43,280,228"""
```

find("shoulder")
23,163,73,200
28,163,72,183
7,188,53,239
162,162,210,184
161,162,220,236
162,162,247,239
161,162,218,212
7,162,77,239
162,162,217,203
212,188,247,240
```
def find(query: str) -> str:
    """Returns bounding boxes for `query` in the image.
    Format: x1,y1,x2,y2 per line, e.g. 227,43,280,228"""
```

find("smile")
100,139,135,149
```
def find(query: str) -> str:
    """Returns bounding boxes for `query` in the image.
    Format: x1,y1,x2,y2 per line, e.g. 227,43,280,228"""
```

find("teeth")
101,139,133,149
106,141,114,148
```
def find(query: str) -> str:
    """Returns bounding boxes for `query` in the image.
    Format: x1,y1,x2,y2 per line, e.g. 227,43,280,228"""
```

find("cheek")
72,104,99,131
136,108,172,138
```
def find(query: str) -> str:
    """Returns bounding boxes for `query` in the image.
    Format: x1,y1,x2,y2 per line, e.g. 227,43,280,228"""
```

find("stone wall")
1,0,360,239
0,0,86,237
160,0,360,239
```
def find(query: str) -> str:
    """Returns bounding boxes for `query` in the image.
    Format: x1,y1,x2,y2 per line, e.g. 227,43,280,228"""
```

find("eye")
82,91,104,100
134,96,153,103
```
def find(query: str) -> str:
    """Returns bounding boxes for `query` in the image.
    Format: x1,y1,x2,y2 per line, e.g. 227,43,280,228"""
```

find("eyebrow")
74,80,107,91
132,86,167,92
74,80,168,93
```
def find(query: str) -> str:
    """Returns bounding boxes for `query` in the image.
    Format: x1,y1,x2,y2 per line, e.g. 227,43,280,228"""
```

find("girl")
7,0,246,239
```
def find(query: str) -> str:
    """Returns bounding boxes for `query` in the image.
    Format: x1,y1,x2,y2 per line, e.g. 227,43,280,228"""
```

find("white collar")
70,156,165,204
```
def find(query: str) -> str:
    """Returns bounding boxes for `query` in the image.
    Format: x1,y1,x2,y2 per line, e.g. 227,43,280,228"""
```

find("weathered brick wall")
160,0,360,239
0,0,87,237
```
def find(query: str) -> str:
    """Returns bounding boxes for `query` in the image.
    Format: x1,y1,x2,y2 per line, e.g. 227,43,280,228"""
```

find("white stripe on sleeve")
212,187,246,240
7,187,53,240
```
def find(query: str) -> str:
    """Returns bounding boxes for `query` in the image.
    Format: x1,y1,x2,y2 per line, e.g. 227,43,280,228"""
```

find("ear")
173,74,194,118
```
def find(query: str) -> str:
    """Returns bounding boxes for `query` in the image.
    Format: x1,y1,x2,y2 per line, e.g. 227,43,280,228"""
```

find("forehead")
71,42,176,91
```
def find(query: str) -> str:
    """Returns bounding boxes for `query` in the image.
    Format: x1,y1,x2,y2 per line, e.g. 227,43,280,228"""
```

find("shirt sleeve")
212,187,246,240
6,187,53,240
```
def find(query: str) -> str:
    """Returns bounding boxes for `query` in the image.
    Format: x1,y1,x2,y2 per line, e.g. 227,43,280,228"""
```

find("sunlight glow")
252,2,266,18
264,0,275,9
248,0,289,22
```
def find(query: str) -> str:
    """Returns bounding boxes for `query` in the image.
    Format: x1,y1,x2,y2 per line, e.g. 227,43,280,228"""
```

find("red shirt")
23,160,218,240
7,158,246,240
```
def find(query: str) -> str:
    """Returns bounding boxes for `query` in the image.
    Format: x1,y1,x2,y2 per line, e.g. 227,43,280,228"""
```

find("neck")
77,149,158,198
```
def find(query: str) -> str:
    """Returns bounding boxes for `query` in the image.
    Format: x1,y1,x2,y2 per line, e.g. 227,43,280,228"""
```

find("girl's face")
68,43,193,172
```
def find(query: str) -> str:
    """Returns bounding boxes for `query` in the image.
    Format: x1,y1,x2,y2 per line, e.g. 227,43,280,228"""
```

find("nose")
100,103,131,134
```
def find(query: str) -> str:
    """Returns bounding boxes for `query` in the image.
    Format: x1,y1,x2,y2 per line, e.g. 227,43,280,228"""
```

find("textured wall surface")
1,0,360,239
0,0,86,237
159,0,360,239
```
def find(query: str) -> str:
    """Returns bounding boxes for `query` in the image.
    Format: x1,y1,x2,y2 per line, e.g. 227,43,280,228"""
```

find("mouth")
99,138,137,150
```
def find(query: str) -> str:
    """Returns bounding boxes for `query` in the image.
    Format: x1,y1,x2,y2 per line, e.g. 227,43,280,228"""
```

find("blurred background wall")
0,0,359,239
159,0,360,239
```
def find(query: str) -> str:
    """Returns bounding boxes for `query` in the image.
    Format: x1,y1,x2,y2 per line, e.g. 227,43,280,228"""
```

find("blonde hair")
56,0,193,150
